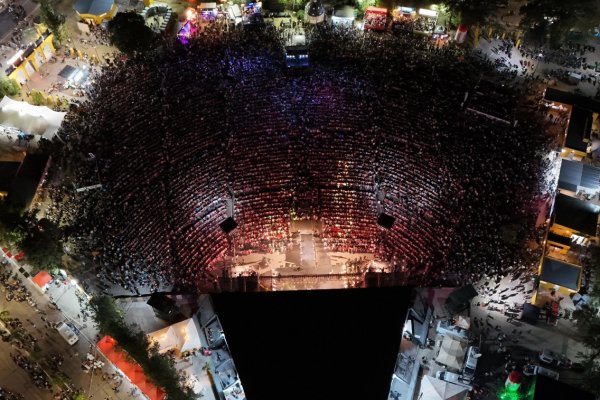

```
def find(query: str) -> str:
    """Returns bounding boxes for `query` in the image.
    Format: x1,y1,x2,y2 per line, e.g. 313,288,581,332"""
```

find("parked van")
55,321,79,345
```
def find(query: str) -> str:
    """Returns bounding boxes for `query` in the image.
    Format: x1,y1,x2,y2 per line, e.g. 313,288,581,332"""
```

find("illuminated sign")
418,8,438,17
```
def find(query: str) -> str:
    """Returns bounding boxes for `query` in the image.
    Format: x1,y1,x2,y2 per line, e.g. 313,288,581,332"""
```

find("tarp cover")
0,96,65,139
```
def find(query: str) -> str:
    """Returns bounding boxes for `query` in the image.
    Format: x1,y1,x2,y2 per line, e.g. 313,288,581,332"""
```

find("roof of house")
73,0,114,16
565,106,592,152
558,160,600,191
540,257,582,291
544,87,600,114
553,192,599,236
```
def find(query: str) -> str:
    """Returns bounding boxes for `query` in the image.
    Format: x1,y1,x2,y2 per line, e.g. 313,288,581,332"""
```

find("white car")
436,320,469,341
462,346,481,380
55,321,79,345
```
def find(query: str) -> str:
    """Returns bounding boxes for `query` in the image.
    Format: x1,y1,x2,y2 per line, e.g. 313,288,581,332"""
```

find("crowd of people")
44,24,552,293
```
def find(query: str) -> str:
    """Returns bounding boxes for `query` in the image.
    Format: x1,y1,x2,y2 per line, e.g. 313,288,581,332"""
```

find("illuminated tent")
97,336,165,400
0,96,66,140
419,375,468,400
148,317,202,355
436,336,468,371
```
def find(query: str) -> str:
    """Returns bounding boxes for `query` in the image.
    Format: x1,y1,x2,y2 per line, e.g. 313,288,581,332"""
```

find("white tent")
436,336,468,371
0,96,66,140
454,315,470,330
148,317,203,355
332,6,354,27
419,376,468,400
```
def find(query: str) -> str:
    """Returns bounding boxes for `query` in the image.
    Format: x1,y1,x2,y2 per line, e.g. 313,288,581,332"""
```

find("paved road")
0,251,140,399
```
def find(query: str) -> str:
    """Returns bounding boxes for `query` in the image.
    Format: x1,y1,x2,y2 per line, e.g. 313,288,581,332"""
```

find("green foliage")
441,0,505,26
19,218,64,272
572,256,600,397
572,306,600,395
31,90,46,106
519,0,600,48
0,201,34,247
0,74,20,97
89,296,196,400
108,12,155,55
39,0,66,43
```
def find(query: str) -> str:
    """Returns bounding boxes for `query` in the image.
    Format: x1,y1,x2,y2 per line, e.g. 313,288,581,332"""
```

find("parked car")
539,349,571,368
55,321,78,345
435,371,473,390
462,346,481,380
523,364,559,380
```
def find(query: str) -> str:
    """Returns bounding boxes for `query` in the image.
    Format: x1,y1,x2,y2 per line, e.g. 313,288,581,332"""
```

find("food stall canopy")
366,6,387,14
435,336,468,371
454,315,470,330
148,317,202,354
419,375,468,400
97,336,166,400
32,271,52,288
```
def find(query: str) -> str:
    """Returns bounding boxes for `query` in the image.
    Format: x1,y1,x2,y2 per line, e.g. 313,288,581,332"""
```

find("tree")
38,0,66,44
441,0,506,26
0,201,34,247
572,259,600,397
31,90,46,106
20,218,64,272
572,305,600,395
89,296,197,400
520,0,600,48
0,74,20,97
108,12,155,55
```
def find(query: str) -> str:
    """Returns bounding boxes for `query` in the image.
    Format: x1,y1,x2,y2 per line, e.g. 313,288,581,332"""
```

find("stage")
223,220,389,290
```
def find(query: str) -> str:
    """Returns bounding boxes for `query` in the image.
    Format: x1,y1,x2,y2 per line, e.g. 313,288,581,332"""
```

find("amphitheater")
57,28,549,291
